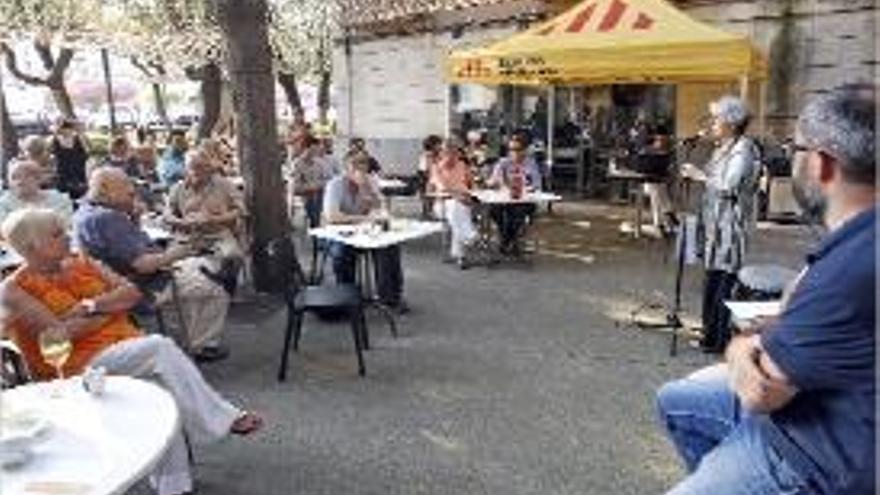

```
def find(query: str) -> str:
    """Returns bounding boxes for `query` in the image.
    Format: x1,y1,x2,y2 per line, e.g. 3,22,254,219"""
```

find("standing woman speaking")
682,96,761,353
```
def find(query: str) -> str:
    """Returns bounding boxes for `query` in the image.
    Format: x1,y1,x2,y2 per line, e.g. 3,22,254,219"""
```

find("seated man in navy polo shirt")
655,90,875,495
73,167,233,362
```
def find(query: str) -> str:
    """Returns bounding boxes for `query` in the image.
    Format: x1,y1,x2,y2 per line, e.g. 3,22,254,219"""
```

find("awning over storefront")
446,0,768,86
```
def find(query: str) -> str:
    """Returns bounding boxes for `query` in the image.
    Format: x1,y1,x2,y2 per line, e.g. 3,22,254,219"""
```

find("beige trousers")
90,335,242,495
158,256,231,351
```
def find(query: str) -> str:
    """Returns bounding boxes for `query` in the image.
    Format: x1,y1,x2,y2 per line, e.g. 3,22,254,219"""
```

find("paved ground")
155,199,814,495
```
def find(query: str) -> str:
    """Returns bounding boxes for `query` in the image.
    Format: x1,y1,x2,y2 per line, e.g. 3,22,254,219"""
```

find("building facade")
334,0,877,174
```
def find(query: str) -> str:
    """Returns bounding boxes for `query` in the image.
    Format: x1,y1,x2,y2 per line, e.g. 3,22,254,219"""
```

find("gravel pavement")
142,199,813,495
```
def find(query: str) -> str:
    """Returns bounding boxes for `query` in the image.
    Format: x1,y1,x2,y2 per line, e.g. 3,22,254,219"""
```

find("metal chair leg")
278,307,298,382
292,311,304,352
359,307,370,350
350,308,366,376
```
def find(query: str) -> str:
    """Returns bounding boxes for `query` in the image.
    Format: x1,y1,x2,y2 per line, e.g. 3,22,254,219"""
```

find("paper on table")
24,481,92,494
725,301,781,322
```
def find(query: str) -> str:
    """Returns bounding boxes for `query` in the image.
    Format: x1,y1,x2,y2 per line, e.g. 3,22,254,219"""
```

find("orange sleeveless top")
7,255,141,380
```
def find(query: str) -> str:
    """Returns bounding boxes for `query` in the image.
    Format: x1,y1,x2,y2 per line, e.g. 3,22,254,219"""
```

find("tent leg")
739,74,749,101
445,84,452,138
758,81,767,136
547,85,555,192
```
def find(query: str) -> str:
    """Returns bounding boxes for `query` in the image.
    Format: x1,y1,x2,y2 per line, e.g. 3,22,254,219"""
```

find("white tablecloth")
1,377,180,495
310,219,444,250
376,178,408,191
471,190,562,205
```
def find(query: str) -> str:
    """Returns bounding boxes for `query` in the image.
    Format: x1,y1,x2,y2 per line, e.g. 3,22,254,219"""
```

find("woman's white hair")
1,208,65,257
710,96,751,130
6,158,42,181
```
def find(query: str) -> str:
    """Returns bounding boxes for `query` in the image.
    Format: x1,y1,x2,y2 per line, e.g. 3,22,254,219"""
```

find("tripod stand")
631,215,692,356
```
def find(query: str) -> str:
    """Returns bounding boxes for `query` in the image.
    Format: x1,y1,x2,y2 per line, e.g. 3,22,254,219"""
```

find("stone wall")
679,0,877,136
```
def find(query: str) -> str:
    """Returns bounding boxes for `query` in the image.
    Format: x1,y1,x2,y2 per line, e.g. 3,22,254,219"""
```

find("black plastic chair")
266,236,368,380
0,340,31,389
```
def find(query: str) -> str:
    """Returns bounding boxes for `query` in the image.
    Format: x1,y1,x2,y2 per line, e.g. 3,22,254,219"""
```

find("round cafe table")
1,376,180,495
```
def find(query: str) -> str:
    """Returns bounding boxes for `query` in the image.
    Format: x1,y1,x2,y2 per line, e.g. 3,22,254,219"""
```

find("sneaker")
389,299,410,315
193,345,230,363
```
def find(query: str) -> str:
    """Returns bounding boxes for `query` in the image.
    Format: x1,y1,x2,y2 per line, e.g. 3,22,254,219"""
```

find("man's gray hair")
710,96,751,132
798,90,876,184
1,208,64,257
86,166,129,204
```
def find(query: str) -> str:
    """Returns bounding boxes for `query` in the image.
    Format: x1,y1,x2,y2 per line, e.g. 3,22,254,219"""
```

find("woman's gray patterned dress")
700,136,761,274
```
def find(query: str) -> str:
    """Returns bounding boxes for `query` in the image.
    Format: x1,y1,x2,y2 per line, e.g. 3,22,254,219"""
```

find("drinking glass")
38,327,72,395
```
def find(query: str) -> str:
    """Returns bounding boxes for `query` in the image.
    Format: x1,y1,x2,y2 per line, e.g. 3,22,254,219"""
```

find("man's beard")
791,175,827,224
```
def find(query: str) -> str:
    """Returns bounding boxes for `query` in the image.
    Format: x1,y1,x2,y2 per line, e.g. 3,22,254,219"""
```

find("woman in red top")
428,139,478,268
0,208,261,495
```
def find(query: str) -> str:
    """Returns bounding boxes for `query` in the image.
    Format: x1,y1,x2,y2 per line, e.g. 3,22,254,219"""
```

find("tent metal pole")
547,85,555,180
759,81,767,135
344,34,354,139
444,85,452,138
738,74,749,101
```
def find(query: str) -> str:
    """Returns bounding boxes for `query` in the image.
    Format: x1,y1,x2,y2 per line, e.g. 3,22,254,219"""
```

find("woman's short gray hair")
1,208,65,257
6,159,41,181
710,96,751,132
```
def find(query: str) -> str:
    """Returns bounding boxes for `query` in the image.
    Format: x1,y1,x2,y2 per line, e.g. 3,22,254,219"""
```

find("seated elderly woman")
164,148,244,295
0,208,262,495
428,138,477,268
0,159,73,226
73,167,232,363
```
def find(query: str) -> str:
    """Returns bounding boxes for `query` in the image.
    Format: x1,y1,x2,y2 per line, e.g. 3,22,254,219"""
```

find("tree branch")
45,48,74,88
54,48,74,74
130,56,155,78
33,41,54,71
0,43,49,87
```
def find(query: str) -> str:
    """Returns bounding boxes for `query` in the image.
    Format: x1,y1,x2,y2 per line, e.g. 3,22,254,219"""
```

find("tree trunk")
197,62,222,139
317,69,331,125
49,84,76,120
0,82,18,187
152,83,172,129
216,0,288,292
277,71,302,115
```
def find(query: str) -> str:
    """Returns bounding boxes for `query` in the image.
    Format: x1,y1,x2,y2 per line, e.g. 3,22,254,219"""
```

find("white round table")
1,376,180,495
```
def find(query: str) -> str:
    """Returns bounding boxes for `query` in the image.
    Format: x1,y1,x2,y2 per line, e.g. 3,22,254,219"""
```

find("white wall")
333,26,516,174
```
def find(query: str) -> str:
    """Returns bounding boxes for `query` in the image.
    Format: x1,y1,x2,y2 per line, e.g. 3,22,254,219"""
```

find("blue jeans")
656,364,812,495
327,242,403,305
303,192,323,229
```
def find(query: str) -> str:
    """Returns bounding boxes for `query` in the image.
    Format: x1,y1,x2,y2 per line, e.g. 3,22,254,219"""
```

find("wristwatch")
82,298,98,315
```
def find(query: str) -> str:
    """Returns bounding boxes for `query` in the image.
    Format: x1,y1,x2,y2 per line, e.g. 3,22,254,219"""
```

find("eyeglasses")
791,143,813,154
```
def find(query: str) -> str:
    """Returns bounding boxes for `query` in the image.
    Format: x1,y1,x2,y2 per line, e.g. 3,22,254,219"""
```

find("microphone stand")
630,218,688,356
629,138,702,356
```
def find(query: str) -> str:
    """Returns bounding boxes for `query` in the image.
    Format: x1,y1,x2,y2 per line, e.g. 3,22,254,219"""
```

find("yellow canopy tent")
446,0,768,86
445,0,769,194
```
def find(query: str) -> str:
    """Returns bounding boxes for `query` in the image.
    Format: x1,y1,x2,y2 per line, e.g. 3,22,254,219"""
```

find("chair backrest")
264,236,307,300
1,339,32,389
